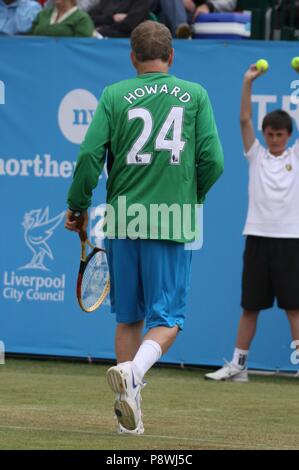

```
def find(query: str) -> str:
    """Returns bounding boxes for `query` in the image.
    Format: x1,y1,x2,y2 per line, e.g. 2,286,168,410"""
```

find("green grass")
0,359,298,450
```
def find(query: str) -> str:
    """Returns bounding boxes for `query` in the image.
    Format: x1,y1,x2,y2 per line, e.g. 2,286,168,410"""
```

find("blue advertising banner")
0,37,298,371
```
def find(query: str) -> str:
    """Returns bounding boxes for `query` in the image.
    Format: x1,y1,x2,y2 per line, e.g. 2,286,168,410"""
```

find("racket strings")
81,251,109,310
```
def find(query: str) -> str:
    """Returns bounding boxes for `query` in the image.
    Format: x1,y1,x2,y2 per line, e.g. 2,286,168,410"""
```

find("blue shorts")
104,239,192,330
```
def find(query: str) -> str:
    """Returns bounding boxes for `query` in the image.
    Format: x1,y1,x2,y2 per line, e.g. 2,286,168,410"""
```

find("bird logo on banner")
19,208,65,271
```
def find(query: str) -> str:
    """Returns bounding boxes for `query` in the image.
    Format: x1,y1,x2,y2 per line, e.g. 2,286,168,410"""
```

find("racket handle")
69,210,87,238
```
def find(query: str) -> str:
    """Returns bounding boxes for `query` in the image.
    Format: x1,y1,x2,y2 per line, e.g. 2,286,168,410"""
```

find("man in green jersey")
66,20,224,435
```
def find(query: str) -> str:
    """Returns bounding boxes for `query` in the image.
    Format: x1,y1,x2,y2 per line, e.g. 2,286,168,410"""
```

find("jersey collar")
266,149,289,160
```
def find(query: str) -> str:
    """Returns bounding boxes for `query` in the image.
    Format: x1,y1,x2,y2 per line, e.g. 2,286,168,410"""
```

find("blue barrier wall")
0,38,298,371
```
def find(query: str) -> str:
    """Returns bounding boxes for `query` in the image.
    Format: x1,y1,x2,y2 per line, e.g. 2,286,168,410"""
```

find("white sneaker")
107,361,143,432
205,361,249,382
117,421,144,435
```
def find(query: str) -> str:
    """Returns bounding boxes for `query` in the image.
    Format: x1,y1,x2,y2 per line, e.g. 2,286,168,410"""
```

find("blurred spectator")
277,0,299,30
78,0,98,11
89,0,149,37
44,0,99,12
29,0,94,36
149,0,191,38
184,0,237,21
0,0,41,35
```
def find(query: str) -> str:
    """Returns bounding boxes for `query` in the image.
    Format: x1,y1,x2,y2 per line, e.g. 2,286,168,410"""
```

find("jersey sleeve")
244,138,264,162
195,89,224,204
67,87,111,211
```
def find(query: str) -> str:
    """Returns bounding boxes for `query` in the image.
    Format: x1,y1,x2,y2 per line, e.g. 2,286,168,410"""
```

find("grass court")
0,359,298,450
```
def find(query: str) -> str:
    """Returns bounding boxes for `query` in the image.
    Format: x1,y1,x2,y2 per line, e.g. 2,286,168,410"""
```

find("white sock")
132,340,162,379
232,348,249,369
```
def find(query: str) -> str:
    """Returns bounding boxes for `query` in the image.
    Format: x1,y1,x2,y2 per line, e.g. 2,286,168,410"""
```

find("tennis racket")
76,230,110,313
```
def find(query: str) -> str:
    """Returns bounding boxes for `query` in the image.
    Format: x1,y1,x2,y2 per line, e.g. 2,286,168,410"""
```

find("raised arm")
240,65,263,153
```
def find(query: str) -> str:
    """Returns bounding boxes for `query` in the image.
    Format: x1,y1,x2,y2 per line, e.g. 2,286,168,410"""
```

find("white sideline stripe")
0,425,292,449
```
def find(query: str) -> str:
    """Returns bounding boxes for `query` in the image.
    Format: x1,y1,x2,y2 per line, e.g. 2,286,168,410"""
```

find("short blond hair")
130,21,172,63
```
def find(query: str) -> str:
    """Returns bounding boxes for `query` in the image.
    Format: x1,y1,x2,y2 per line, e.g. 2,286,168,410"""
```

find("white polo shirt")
243,139,299,238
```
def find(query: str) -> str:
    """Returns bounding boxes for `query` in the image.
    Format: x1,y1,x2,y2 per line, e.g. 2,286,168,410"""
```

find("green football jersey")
67,72,224,243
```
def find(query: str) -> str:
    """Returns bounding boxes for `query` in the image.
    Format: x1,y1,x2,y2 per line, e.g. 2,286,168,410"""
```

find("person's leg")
286,310,299,369
205,237,272,381
286,309,299,344
105,239,146,433
115,244,182,368
205,310,259,381
157,0,189,36
105,238,145,364
107,240,191,432
115,320,144,363
235,309,260,350
109,325,176,433
144,325,179,354
128,240,191,382
108,318,146,434
273,239,299,362
228,309,260,369
131,325,178,379
237,237,273,364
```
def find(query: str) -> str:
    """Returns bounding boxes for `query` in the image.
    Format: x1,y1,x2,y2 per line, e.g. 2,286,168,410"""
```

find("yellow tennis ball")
256,59,269,72
291,57,299,70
